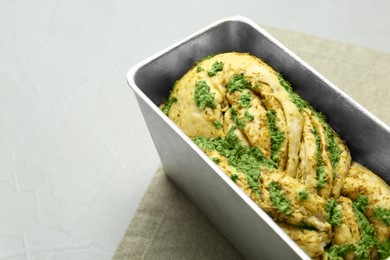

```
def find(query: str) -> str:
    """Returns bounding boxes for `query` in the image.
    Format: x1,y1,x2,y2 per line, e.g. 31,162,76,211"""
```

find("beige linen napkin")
113,26,390,260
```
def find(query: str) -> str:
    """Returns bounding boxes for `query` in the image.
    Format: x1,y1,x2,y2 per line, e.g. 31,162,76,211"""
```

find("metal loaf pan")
127,16,390,260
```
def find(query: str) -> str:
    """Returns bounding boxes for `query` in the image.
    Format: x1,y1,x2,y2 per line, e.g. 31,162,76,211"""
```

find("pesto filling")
196,66,204,72
297,221,317,231
313,126,327,189
207,61,224,77
327,195,390,260
325,198,341,226
161,96,177,115
193,127,276,196
211,157,220,164
251,83,260,90
354,195,369,212
267,110,285,164
230,173,239,182
278,74,309,110
227,74,250,93
352,196,378,259
327,244,355,260
269,181,292,216
201,54,214,61
316,113,341,176
161,82,178,115
230,107,254,130
238,90,252,108
353,198,390,259
213,120,223,129
194,80,216,110
374,207,390,226
298,189,309,201
278,74,341,173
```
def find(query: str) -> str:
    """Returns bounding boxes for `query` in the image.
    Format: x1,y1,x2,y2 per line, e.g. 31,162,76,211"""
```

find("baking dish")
127,16,390,259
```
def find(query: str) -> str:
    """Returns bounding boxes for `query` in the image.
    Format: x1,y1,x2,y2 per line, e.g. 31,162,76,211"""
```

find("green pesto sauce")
352,196,378,260
325,198,341,226
378,240,390,260
207,61,224,77
196,66,204,72
326,195,390,259
335,195,390,259
327,244,355,260
297,221,317,231
193,127,276,196
231,107,254,130
161,96,177,115
313,126,327,189
238,90,252,108
211,157,220,164
227,74,250,93
252,83,260,90
230,173,239,182
278,74,341,172
315,113,341,174
374,207,390,226
278,74,309,110
269,181,292,216
194,80,216,110
213,120,223,129
201,54,214,61
161,81,178,115
267,110,286,164
298,189,309,201
354,195,369,212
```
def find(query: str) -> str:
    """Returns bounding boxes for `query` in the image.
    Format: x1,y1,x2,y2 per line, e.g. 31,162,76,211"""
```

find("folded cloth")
113,167,243,260
113,26,390,260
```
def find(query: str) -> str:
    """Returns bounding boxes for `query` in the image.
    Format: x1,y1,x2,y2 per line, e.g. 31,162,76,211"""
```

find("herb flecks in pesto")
313,126,327,189
252,83,260,90
378,240,390,260
269,181,292,216
161,82,178,115
352,196,378,260
207,61,224,77
297,222,317,231
193,128,276,196
374,207,390,226
213,120,223,129
298,189,309,201
201,54,214,61
227,74,250,93
354,195,369,212
327,244,355,260
326,198,341,226
211,157,220,164
161,96,177,115
231,174,239,182
196,66,204,72
267,110,285,164
316,113,341,173
194,80,216,110
231,107,254,130
238,90,252,108
278,74,309,110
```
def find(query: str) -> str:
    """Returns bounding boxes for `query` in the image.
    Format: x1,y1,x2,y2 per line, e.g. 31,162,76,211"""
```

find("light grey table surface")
0,0,389,259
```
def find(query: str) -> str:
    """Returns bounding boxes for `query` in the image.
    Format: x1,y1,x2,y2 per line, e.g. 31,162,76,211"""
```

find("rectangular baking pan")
127,16,390,259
